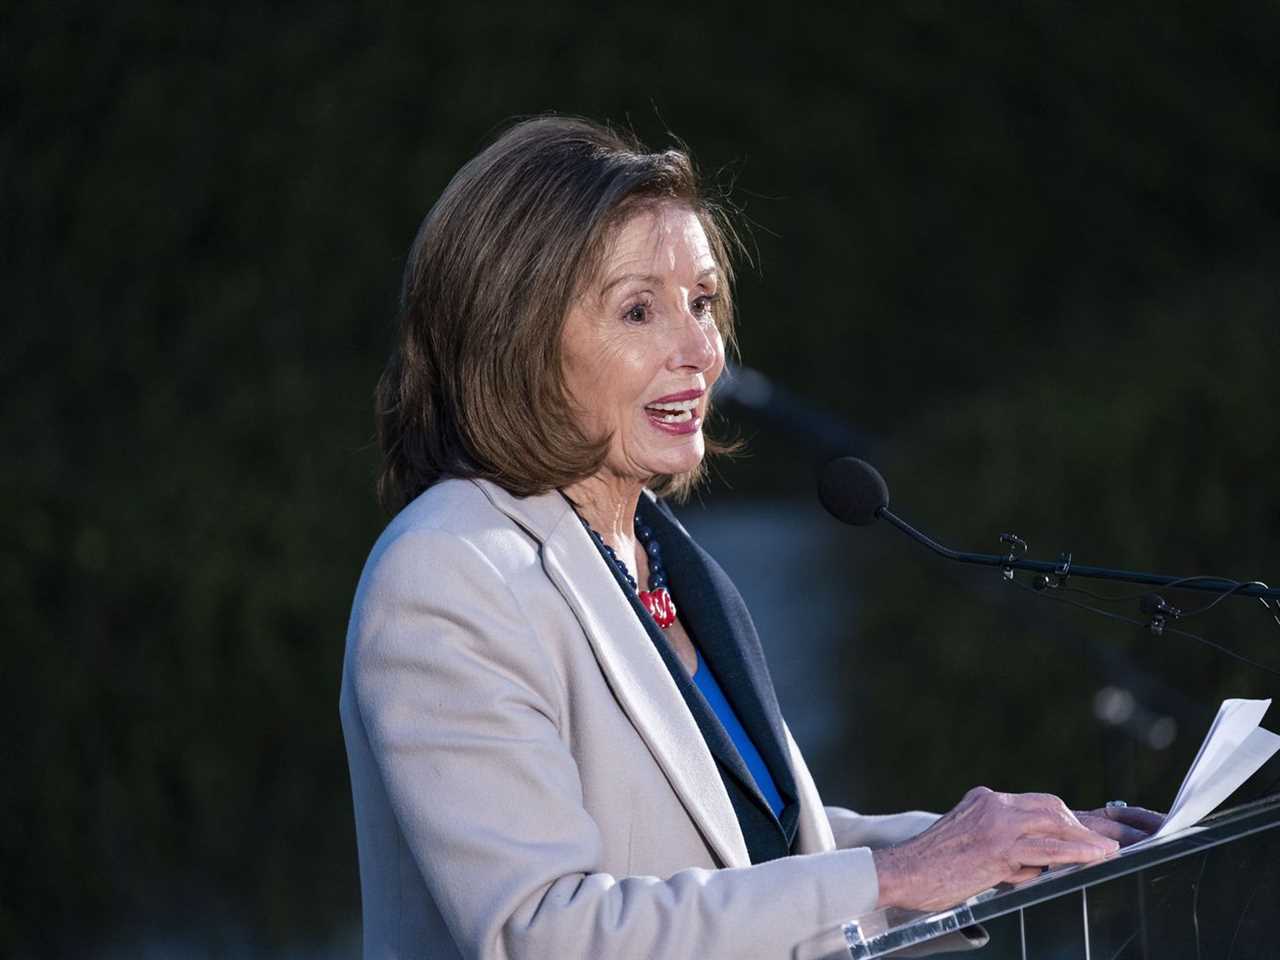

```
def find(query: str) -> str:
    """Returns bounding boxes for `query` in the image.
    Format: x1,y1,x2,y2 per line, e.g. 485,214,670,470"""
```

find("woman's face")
562,202,726,486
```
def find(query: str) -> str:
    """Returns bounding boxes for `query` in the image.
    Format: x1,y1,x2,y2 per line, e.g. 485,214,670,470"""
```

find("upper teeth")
649,399,698,412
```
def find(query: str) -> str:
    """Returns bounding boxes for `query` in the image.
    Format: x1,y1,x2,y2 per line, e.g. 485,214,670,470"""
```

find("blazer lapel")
614,556,765,814
642,498,801,813
472,480,751,869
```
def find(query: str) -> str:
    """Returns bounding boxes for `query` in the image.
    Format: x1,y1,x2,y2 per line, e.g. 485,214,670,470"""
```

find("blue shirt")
691,649,785,818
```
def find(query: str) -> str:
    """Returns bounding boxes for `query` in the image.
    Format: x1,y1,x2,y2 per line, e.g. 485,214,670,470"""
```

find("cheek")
609,349,653,394
567,342,653,422
707,330,727,382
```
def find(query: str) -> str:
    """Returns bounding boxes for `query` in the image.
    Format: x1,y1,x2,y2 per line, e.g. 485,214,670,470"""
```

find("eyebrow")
600,266,719,297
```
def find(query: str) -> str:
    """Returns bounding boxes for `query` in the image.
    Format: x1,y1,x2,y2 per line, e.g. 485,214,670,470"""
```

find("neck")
562,472,645,546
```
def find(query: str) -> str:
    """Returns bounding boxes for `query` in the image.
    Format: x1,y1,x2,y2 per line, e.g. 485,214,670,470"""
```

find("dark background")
6,4,1280,956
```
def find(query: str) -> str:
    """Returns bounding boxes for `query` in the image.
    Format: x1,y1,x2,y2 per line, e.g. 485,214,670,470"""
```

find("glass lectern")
796,794,1280,960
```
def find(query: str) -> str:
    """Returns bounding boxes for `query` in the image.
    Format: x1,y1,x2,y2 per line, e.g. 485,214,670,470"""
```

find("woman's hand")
872,787,1119,913
1074,804,1165,847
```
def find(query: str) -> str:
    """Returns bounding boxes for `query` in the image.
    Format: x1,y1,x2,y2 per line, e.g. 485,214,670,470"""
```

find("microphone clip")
1140,593,1182,637
999,533,1027,581
1033,552,1074,592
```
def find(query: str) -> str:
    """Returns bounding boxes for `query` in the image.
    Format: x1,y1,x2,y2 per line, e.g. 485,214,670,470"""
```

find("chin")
645,440,706,479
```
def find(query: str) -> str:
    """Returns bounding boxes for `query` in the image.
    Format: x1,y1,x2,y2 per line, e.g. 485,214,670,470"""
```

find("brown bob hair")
376,116,741,514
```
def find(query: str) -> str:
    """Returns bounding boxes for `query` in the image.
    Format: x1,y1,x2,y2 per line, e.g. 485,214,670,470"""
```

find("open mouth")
644,398,699,424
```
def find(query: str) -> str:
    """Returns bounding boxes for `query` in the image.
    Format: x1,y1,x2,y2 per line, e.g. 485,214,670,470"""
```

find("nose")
668,304,720,373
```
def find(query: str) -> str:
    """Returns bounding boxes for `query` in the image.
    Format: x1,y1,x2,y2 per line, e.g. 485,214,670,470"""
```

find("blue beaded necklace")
580,512,679,630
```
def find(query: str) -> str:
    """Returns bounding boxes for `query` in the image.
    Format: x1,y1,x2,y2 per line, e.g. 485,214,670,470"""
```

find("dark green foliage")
4,2,1278,954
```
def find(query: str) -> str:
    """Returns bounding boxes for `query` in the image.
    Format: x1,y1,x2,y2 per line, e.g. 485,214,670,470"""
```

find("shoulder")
344,479,574,686
342,483,572,734
348,478,589,628
366,477,560,574
348,480,541,618
389,476,512,541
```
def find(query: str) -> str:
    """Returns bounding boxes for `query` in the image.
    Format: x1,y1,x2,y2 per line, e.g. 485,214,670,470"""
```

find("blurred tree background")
4,3,1279,956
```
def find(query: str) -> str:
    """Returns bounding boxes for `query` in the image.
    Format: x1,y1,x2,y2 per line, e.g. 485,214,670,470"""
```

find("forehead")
601,203,715,275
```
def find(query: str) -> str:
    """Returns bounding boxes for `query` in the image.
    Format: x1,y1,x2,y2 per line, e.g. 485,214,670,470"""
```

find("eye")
691,292,721,318
622,299,651,324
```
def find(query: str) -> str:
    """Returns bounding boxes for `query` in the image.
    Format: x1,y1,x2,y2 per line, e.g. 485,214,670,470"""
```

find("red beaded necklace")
581,513,678,630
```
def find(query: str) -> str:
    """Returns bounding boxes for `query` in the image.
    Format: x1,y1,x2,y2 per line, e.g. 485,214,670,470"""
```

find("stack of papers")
1132,697,1280,848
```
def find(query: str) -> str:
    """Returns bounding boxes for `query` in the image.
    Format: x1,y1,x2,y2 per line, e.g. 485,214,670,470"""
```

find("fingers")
1077,805,1165,838
1009,834,1117,867
1056,819,1118,850
1008,791,1071,812
1017,799,1112,848
1004,793,1120,862
1004,798,1119,864
1008,792,1094,835
1076,814,1149,847
972,790,1119,853
1104,805,1165,834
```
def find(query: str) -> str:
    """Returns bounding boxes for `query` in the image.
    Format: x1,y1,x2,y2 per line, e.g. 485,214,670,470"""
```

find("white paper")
1126,698,1280,850
1166,698,1269,820
1158,725,1280,836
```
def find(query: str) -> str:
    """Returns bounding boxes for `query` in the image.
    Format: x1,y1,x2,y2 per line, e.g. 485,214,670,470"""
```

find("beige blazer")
339,478,946,959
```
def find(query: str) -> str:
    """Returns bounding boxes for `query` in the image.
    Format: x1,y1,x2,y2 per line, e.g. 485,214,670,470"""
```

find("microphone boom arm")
877,506,1280,600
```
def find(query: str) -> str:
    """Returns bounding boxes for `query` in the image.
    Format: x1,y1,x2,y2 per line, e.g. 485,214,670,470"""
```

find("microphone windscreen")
819,457,889,526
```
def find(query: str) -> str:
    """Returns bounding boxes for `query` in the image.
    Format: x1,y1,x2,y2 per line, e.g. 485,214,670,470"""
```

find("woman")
339,116,1159,959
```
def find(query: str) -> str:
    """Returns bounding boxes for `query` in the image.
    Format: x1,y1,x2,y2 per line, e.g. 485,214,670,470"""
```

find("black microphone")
818,456,1280,601
817,456,889,526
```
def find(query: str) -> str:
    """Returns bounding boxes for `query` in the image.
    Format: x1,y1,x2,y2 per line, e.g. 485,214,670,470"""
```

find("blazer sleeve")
824,806,940,850
347,526,880,960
